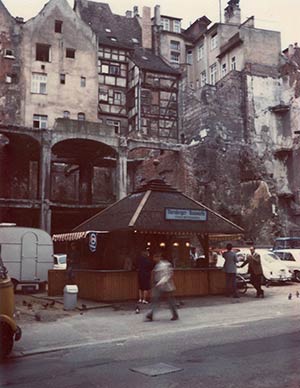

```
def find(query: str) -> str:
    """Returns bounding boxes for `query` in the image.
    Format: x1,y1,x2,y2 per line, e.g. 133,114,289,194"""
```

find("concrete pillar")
79,163,93,204
39,133,52,233
117,146,128,200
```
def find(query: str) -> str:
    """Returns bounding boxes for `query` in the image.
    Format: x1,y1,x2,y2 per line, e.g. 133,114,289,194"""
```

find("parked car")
53,254,67,270
272,249,300,282
216,249,292,284
273,237,300,250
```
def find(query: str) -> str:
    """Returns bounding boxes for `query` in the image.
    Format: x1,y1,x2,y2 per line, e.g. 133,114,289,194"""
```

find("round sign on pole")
89,233,97,253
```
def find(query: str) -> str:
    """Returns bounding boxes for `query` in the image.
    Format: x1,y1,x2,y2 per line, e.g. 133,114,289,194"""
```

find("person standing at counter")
222,243,239,298
137,249,154,304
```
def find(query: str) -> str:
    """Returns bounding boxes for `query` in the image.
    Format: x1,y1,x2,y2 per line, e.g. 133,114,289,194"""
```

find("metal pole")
219,0,222,23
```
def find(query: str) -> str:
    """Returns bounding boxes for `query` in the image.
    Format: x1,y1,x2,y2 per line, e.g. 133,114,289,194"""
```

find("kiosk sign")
165,208,207,221
89,232,97,253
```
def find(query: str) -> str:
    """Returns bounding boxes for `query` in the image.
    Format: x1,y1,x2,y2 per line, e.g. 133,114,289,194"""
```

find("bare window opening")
36,43,51,62
55,20,63,33
33,114,48,129
63,110,70,119
78,112,85,121
66,48,75,59
80,76,86,87
60,74,66,84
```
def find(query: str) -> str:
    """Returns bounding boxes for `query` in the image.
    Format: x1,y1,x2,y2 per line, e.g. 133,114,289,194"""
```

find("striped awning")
52,231,108,242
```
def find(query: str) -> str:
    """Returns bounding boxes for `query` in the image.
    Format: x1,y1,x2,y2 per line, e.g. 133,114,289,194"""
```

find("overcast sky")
4,0,300,49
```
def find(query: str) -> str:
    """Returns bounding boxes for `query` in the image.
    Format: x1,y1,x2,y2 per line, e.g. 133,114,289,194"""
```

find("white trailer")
0,225,53,290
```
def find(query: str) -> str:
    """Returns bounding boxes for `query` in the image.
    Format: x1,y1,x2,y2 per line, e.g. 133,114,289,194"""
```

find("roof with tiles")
75,0,180,75
131,48,180,75
75,0,141,49
73,178,244,236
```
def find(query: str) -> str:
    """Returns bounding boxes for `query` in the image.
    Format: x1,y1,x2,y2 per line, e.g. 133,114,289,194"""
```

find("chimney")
125,10,132,18
154,5,161,26
141,7,152,49
288,44,295,57
153,5,161,55
224,0,241,25
133,6,139,17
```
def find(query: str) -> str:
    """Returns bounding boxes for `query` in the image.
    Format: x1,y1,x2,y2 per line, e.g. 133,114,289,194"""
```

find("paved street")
1,283,300,387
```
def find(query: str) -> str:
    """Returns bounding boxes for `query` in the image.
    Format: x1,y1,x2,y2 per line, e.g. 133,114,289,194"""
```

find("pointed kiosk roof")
73,179,244,241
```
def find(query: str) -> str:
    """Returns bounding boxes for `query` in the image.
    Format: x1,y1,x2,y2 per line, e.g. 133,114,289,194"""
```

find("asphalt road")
1,313,300,388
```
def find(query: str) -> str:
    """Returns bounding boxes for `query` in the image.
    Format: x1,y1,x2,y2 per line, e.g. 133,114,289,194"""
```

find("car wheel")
0,321,14,359
294,271,300,282
238,282,247,295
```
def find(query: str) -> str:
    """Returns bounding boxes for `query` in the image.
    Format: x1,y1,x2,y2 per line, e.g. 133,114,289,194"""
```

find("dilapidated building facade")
0,0,299,243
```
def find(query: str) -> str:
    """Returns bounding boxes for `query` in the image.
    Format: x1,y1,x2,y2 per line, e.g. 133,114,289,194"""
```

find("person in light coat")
145,252,179,321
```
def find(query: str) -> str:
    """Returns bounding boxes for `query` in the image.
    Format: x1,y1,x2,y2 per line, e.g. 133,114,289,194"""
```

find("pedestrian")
66,242,80,283
137,249,154,304
222,243,239,298
240,246,264,298
145,251,179,321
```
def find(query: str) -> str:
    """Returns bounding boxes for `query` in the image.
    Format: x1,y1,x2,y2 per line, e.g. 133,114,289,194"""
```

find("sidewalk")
11,283,300,358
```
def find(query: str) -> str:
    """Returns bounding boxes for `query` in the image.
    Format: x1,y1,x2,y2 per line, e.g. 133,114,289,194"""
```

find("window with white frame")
210,33,218,50
187,50,193,64
197,44,204,61
161,18,170,31
170,40,180,51
201,70,206,87
4,48,15,59
222,63,227,76
114,91,122,105
31,73,47,94
99,89,108,101
107,119,120,134
210,63,217,85
231,56,236,70
170,51,180,64
63,111,70,119
173,20,181,33
33,114,48,129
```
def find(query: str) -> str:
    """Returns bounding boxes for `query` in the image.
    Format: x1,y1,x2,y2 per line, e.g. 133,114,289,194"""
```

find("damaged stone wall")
135,68,293,244
0,7,22,125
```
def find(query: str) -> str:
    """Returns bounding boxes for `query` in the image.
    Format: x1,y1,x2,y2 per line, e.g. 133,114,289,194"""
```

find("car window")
267,253,279,261
54,257,58,264
275,252,295,261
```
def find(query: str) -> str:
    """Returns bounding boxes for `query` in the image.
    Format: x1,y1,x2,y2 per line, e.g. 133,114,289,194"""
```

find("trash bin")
63,285,78,310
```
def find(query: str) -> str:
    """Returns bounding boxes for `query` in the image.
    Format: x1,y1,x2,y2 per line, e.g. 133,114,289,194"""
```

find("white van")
0,225,53,290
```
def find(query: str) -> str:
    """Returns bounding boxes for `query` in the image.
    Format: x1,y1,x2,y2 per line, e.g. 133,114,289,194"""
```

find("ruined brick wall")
0,10,22,125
